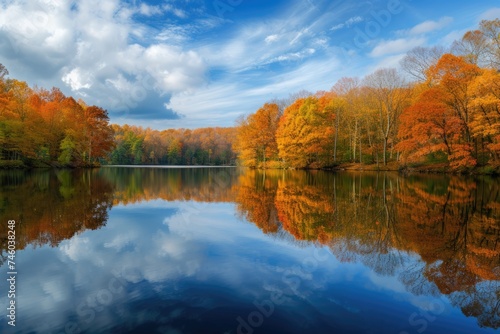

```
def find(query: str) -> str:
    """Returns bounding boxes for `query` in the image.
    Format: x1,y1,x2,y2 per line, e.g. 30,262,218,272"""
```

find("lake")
0,167,499,334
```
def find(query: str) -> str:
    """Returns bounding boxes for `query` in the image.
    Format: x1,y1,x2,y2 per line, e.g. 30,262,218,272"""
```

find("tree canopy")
235,19,500,171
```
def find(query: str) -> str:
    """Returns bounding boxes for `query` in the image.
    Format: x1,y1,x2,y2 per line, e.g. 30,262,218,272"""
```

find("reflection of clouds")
1,199,490,333
155,231,190,259
362,252,451,313
41,276,70,302
1,200,286,332
165,201,247,243
104,233,134,251
79,204,206,285
0,202,196,332
366,264,408,293
60,236,91,261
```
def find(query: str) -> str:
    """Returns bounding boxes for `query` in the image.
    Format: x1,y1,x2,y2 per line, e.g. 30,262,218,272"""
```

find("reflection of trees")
275,172,335,241
396,175,500,329
0,169,114,259
273,172,408,277
450,281,500,329
98,167,239,205
0,167,240,263
235,170,280,233
1,166,498,329
234,169,500,329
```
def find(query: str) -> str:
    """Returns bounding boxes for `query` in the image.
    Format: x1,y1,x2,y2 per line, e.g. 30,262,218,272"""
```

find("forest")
0,64,236,167
109,125,236,166
2,19,500,171
235,19,500,172
0,64,114,168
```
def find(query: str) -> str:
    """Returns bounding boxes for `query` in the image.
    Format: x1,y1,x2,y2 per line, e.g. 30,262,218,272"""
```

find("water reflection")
0,167,498,333
236,170,500,330
0,169,113,259
99,167,239,205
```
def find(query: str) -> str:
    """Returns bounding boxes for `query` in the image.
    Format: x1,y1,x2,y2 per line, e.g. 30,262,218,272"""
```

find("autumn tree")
331,78,354,162
397,87,463,164
452,19,500,69
364,68,409,165
79,106,114,164
0,64,115,167
469,68,500,161
108,124,237,166
235,103,280,168
427,54,482,166
276,97,334,168
452,30,490,66
401,46,445,82
478,19,500,69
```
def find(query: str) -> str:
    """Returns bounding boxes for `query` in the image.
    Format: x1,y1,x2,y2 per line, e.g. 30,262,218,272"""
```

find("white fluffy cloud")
62,68,93,91
0,0,206,120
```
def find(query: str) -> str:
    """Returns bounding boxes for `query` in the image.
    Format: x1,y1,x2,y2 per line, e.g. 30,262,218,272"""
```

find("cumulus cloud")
0,0,370,127
62,68,93,91
0,0,206,121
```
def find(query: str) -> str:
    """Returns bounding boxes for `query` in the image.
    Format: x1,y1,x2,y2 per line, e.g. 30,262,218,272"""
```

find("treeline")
108,125,237,165
0,64,237,167
0,65,114,167
4,19,500,170
235,19,500,171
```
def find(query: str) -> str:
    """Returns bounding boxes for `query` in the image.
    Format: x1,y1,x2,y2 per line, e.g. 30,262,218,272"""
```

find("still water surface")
0,167,499,334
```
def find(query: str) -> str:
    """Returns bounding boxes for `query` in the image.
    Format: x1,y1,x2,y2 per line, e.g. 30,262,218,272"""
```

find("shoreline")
2,162,499,175
247,162,500,175
0,163,238,170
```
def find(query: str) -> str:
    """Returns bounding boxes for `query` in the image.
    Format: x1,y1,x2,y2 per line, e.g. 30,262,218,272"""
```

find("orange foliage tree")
0,65,114,167
235,103,280,168
397,86,463,164
276,96,334,168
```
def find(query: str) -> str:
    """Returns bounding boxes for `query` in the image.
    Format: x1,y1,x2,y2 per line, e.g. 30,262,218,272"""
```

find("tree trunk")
334,118,339,163
88,139,92,164
353,120,358,161
383,137,387,166
359,134,362,164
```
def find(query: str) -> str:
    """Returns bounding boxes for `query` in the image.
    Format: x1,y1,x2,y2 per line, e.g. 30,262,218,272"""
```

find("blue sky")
0,0,499,129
